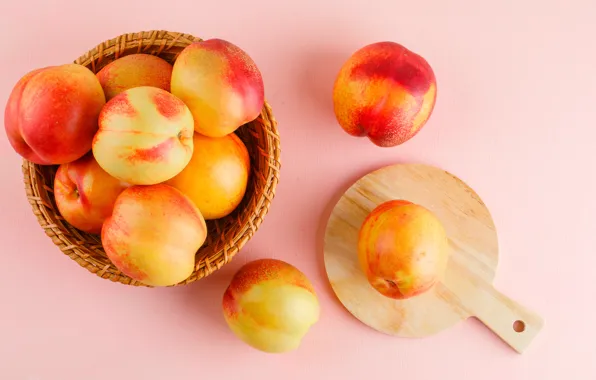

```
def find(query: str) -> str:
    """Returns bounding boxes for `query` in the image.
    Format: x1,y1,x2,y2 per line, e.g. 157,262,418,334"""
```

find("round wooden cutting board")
323,163,543,353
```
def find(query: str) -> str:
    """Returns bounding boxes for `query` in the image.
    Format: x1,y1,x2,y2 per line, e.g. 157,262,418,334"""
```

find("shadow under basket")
22,30,281,286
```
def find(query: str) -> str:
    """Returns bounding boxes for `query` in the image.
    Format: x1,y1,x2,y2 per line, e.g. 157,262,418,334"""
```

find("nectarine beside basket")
21,30,281,286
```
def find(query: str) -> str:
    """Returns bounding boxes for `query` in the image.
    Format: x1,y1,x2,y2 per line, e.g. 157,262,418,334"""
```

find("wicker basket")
22,30,281,286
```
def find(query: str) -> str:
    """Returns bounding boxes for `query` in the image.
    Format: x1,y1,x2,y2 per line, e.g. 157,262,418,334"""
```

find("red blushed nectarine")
171,38,264,138
92,86,194,185
333,42,437,147
358,200,449,299
4,64,106,164
54,152,130,234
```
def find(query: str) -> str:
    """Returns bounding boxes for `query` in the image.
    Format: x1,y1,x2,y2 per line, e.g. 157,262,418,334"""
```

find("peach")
4,64,106,164
222,259,320,353
166,132,250,220
54,152,130,234
332,41,437,147
92,86,194,185
96,54,173,101
170,38,264,138
101,184,207,287
358,200,449,299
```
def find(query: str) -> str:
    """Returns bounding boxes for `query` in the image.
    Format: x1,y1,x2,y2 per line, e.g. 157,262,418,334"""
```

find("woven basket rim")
21,29,281,287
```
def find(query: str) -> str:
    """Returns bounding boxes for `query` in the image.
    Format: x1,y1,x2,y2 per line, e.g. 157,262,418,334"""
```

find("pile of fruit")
4,38,265,287
4,36,444,354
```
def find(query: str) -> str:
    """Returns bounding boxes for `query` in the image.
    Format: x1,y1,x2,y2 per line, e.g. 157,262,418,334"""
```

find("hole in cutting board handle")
513,320,526,333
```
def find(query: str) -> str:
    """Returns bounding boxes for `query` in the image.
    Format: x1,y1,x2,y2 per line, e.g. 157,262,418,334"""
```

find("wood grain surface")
323,163,544,353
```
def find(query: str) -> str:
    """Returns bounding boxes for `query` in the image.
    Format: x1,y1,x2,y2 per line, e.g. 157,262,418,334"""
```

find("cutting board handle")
466,283,544,353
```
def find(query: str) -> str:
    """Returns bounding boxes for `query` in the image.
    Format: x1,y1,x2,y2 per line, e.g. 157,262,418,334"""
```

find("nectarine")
166,132,250,220
171,38,264,137
4,64,106,164
54,152,130,234
223,259,320,353
333,42,437,147
92,86,194,185
101,184,207,287
96,54,173,100
358,200,449,299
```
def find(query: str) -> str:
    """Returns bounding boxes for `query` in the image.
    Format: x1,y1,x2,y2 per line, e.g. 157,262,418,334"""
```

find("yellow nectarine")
96,53,173,101
166,132,250,220
223,259,320,353
101,184,207,287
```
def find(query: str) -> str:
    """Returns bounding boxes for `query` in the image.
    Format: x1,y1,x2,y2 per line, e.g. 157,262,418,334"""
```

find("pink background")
1,0,594,378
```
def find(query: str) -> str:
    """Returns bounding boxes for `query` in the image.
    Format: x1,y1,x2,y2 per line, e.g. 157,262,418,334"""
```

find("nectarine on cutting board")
358,200,449,300
323,163,544,353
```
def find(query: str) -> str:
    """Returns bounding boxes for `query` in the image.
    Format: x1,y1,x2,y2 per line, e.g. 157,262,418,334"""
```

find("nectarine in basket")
18,30,281,286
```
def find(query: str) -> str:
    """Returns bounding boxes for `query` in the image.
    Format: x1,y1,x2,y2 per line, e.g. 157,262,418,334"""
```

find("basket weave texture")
22,30,281,286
